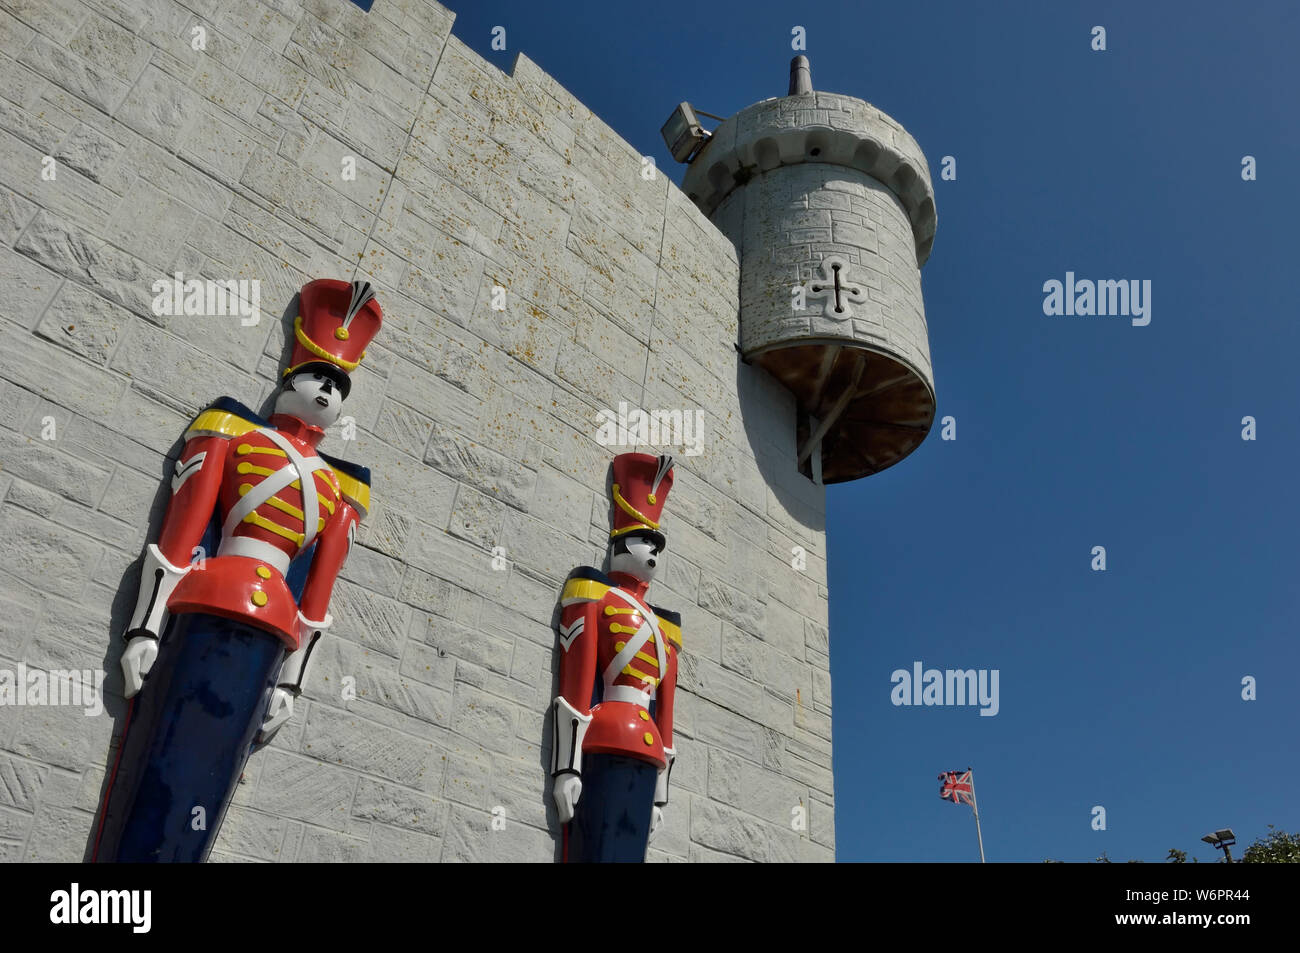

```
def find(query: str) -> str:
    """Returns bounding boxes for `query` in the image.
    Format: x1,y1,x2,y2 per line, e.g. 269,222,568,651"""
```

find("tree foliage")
1044,826,1299,863
1239,825,1300,863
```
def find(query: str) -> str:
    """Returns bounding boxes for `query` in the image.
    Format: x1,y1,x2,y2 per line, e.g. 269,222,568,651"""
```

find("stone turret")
679,57,938,483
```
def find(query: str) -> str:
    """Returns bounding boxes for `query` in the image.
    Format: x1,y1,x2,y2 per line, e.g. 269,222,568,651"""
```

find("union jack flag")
939,769,974,806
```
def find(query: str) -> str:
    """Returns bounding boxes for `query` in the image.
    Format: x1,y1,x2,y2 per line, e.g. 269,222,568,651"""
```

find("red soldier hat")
284,278,383,398
610,453,674,546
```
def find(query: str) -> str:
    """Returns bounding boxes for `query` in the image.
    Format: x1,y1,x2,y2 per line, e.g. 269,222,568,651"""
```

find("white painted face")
274,370,344,430
610,533,663,584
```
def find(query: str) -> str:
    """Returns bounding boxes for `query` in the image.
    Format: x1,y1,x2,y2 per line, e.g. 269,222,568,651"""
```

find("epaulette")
650,604,682,648
561,566,613,605
320,451,371,518
184,396,266,440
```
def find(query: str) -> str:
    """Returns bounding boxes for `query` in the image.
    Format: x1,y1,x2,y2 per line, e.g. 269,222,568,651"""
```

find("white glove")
648,805,664,842
257,687,295,744
121,635,159,698
553,774,583,823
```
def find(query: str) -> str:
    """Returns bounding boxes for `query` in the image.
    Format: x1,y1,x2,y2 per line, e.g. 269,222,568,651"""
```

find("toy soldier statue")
92,279,382,863
552,453,682,862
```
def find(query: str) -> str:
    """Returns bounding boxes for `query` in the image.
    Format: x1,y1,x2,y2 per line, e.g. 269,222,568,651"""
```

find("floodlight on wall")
661,103,710,163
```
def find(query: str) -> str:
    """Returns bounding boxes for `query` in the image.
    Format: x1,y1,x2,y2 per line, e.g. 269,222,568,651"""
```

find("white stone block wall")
0,0,833,862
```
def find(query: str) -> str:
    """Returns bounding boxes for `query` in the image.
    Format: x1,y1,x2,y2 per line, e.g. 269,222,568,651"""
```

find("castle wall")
0,0,832,862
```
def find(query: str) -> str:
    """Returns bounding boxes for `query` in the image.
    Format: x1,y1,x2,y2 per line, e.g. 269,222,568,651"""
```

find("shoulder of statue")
183,396,267,442
571,565,614,586
649,603,682,649
561,566,614,605
648,603,680,626
319,450,370,486
318,451,371,520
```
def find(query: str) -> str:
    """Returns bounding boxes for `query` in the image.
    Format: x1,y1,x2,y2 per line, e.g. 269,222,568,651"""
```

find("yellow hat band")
610,523,656,539
284,315,361,375
609,483,661,538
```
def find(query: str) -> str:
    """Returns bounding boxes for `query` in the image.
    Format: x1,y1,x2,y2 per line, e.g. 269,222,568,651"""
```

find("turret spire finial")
789,55,812,95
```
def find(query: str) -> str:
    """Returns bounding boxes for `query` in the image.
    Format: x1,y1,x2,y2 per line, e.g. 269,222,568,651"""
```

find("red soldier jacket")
555,567,682,770
128,397,369,659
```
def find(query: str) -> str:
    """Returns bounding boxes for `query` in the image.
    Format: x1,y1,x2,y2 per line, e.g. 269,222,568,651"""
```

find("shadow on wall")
734,353,827,543
84,296,303,862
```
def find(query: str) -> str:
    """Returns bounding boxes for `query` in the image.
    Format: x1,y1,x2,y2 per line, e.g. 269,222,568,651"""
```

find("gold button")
238,483,252,496
639,710,650,721
604,606,615,615
255,566,272,579
250,591,268,607
642,732,654,745
335,327,349,340
237,443,252,455
237,462,253,474
614,641,625,651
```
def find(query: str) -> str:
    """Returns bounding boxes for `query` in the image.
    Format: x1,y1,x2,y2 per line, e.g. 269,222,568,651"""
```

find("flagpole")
968,766,986,863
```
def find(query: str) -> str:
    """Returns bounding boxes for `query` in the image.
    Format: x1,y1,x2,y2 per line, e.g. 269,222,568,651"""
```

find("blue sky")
449,0,1300,861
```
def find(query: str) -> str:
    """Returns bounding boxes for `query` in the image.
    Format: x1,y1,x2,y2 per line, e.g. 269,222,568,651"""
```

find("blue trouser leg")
95,613,285,863
568,754,657,863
